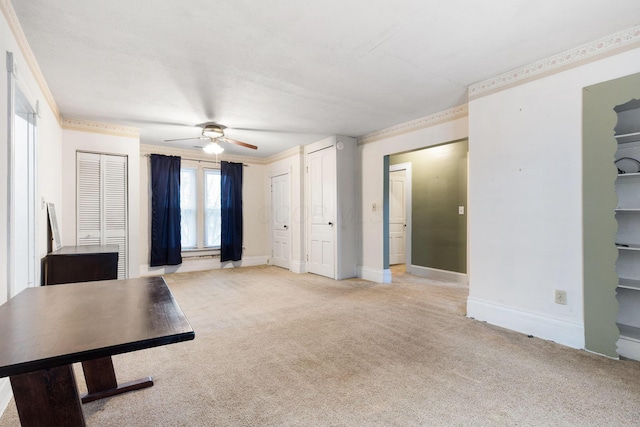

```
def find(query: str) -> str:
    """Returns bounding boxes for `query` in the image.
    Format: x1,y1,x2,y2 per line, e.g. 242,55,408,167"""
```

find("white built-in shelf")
616,243,640,251
618,278,640,291
614,104,640,362
617,172,640,179
615,208,640,212
615,132,640,144
618,323,640,342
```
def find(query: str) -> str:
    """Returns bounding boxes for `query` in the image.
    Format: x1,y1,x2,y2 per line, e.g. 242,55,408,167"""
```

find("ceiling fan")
165,124,258,154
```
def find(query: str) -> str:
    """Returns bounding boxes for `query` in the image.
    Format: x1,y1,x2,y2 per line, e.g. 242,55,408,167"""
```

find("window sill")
181,248,220,258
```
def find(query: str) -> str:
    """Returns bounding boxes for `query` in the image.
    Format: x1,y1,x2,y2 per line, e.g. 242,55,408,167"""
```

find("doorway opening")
389,163,411,275
385,139,469,284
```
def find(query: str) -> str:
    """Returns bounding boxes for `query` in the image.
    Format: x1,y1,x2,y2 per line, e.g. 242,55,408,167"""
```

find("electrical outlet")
555,290,567,305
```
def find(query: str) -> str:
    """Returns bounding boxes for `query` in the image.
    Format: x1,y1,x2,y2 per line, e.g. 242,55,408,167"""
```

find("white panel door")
77,153,102,245
77,152,128,278
307,146,335,278
271,173,290,269
103,155,128,279
389,169,407,265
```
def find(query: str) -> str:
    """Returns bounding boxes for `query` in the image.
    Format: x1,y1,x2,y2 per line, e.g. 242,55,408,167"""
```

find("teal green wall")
390,139,468,273
583,72,640,357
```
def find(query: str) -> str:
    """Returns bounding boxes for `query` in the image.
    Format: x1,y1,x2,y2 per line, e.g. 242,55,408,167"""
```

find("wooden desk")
0,276,195,427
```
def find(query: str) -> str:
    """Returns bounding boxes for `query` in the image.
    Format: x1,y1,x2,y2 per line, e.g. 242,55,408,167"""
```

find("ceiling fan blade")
164,136,209,142
220,137,258,150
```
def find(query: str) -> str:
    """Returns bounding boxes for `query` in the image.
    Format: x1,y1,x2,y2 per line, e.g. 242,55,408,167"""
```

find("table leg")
10,364,86,427
81,356,153,403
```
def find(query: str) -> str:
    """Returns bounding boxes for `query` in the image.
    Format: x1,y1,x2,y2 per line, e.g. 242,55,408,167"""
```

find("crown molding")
265,145,304,164
1,0,61,123
357,104,468,145
140,144,267,165
62,118,140,138
469,25,640,100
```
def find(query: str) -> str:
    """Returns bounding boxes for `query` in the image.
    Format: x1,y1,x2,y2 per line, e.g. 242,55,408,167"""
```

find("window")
8,52,38,297
180,168,197,248
180,164,221,252
204,169,221,247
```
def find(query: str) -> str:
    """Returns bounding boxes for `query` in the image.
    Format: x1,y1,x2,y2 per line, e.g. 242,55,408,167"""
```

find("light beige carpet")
2,265,640,426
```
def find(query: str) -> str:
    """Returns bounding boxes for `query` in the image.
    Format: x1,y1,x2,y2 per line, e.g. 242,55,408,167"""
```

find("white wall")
138,145,269,275
359,116,469,283
61,128,140,278
266,147,306,273
467,46,640,349
244,160,269,258
0,1,63,297
0,2,63,414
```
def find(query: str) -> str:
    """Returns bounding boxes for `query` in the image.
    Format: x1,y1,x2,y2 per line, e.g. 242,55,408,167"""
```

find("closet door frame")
76,151,128,279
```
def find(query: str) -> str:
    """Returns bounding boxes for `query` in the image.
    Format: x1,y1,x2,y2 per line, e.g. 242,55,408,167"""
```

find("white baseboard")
407,264,468,285
382,269,392,284
358,267,391,283
290,260,307,274
139,255,268,276
0,378,11,419
467,296,585,350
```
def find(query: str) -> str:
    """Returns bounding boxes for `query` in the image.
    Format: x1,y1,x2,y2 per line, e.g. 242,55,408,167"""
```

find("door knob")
328,222,333,226
284,225,288,229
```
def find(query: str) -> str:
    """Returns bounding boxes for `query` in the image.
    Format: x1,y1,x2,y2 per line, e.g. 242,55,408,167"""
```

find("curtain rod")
141,153,249,166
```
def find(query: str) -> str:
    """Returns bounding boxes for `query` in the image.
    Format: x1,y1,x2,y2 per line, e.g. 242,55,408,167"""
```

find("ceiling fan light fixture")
202,125,224,139
203,142,224,155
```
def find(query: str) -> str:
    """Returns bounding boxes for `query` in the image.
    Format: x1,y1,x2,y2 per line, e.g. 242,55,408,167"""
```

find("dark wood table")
44,244,119,285
0,276,195,427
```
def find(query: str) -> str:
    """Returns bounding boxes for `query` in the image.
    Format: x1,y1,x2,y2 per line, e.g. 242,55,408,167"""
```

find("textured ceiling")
11,1,640,157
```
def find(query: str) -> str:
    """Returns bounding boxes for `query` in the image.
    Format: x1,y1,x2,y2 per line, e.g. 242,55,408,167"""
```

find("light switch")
458,206,465,215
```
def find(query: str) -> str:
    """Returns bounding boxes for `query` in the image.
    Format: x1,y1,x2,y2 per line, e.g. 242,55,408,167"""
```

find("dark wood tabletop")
0,276,194,378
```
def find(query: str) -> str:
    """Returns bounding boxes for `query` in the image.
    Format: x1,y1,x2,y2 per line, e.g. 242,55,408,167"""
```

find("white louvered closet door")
77,152,128,279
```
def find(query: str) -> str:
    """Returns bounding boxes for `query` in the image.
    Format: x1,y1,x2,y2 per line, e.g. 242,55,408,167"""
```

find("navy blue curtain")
150,154,182,267
221,161,243,262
